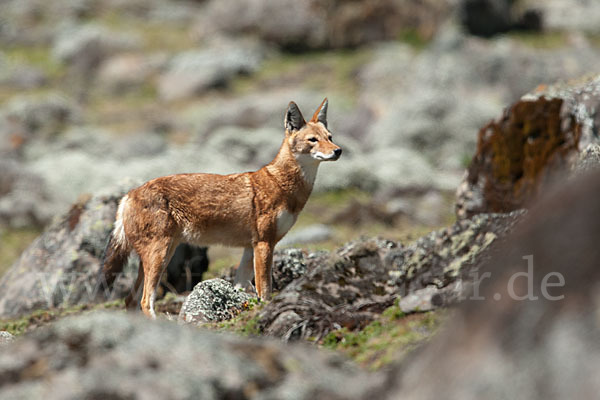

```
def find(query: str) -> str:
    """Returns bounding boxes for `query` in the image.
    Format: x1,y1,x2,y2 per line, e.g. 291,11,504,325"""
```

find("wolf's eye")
308,137,318,143
328,135,333,141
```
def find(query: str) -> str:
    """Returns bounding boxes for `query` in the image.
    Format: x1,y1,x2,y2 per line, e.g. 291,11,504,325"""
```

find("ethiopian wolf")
102,99,342,318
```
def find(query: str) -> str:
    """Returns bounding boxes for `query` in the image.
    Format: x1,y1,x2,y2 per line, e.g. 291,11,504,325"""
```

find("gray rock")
398,286,440,313
97,52,167,94
52,23,141,65
0,92,80,142
359,31,600,173
381,170,600,400
525,0,600,33
0,159,58,228
202,125,282,168
0,56,47,90
178,278,253,324
573,144,600,174
271,248,314,291
277,224,333,247
0,311,383,399
0,181,137,318
456,74,600,218
194,0,451,50
258,211,525,341
0,331,13,344
194,0,328,49
387,210,526,295
157,37,268,101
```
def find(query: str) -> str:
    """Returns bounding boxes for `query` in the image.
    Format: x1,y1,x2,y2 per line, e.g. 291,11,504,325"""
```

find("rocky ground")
2,0,600,398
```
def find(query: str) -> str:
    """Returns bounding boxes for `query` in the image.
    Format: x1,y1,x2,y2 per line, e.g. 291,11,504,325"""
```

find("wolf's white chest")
276,210,297,238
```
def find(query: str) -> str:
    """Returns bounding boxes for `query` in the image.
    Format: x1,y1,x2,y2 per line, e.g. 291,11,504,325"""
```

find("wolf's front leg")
253,241,273,300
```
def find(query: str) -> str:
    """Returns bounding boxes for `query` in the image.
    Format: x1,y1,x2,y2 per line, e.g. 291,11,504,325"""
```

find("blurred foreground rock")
456,74,600,218
382,169,600,400
0,312,383,400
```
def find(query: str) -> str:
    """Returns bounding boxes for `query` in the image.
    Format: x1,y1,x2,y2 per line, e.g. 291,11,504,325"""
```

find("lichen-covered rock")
382,169,600,400
178,279,253,324
0,92,80,145
259,212,524,341
0,183,135,318
387,211,526,296
52,23,141,65
0,182,208,318
271,248,315,291
157,37,268,101
456,75,600,219
0,331,14,345
194,0,450,50
259,238,399,341
0,159,58,228
0,312,383,400
572,144,600,174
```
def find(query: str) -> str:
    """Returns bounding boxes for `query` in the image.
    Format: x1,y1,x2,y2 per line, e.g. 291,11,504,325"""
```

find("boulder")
524,0,600,33
157,37,268,101
97,52,167,94
52,23,141,66
0,159,58,228
359,31,600,174
0,92,80,146
456,75,600,218
0,312,383,400
178,279,252,325
572,143,600,174
258,211,524,342
381,169,600,400
277,224,333,247
194,0,451,50
0,183,135,318
0,182,209,318
0,56,47,90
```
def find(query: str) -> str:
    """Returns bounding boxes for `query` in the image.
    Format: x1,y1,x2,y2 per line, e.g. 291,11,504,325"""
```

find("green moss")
231,48,371,101
397,29,430,50
322,305,445,370
506,31,569,49
0,300,125,336
3,46,65,79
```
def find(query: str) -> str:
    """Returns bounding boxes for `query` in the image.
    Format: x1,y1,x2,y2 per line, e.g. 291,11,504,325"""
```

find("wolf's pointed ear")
284,101,306,133
310,98,328,128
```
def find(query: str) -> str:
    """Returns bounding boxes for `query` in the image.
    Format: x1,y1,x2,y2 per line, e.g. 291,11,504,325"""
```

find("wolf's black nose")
334,148,342,157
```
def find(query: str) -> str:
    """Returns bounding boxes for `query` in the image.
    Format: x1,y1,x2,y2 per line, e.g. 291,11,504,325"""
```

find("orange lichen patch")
466,97,581,214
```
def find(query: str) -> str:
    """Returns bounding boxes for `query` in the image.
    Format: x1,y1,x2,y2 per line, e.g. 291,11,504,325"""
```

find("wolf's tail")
100,195,131,290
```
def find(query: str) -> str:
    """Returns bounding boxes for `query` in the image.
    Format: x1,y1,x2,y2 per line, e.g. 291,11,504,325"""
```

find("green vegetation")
397,29,431,50
232,48,371,102
3,46,65,79
0,300,124,336
322,304,445,370
209,297,263,336
506,30,569,49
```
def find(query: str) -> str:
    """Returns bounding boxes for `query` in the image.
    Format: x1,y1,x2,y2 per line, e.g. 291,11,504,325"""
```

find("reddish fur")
102,99,341,318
